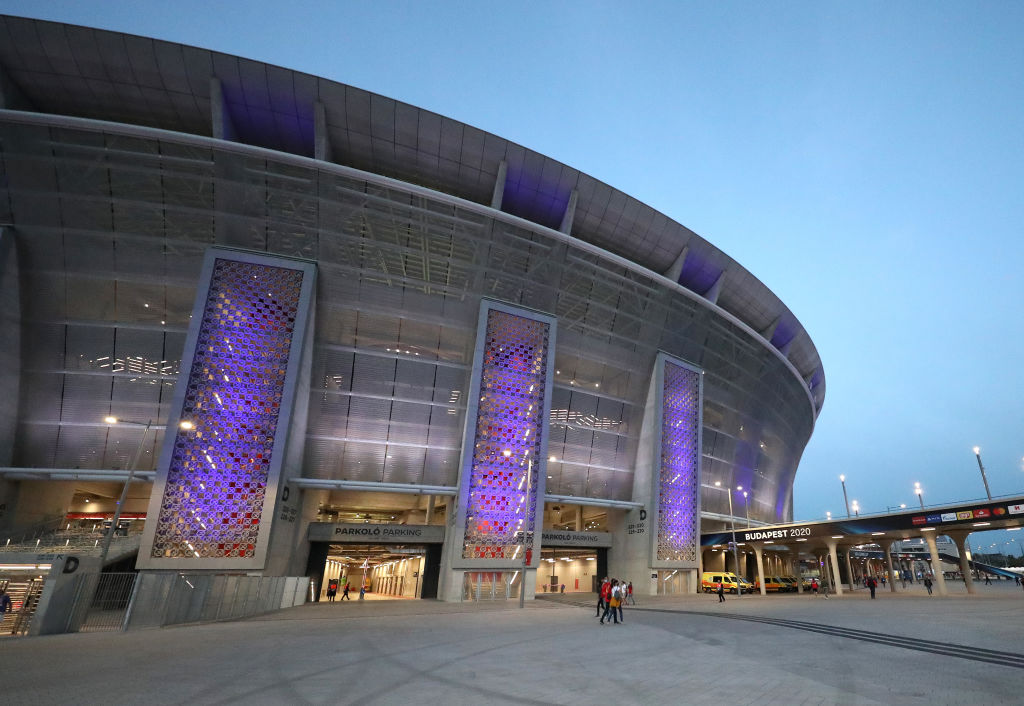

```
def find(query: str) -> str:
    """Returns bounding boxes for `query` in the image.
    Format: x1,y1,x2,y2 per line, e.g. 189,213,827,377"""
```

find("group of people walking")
596,577,633,624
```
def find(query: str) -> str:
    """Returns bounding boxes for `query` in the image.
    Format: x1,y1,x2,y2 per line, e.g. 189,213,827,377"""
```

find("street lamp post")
914,482,924,510
715,481,743,596
519,458,533,609
99,417,153,566
840,475,851,518
972,447,993,501
742,489,750,528
851,500,860,517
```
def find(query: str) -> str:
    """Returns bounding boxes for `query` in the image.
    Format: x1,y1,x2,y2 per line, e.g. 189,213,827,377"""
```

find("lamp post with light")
99,416,153,566
840,475,851,518
972,447,993,501
742,489,750,528
715,481,743,595
519,457,533,609
914,482,924,510
851,500,860,517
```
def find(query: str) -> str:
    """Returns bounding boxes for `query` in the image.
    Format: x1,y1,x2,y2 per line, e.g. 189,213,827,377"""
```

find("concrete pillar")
885,541,897,593
424,495,435,526
794,553,804,593
947,531,976,595
826,541,843,596
924,533,948,596
575,505,583,531
753,544,766,596
844,548,855,591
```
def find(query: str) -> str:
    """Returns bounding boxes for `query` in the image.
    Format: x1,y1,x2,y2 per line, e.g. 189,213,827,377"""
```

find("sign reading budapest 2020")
741,527,812,542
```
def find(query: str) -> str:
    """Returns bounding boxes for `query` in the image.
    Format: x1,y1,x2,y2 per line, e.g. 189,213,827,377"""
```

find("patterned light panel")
657,360,701,562
151,259,304,559
462,310,550,560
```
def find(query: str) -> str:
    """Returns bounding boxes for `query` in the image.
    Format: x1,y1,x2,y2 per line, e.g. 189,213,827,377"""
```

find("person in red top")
627,581,635,605
596,577,610,618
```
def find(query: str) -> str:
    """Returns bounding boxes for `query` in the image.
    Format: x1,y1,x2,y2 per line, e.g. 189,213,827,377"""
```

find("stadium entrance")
537,547,607,593
306,523,444,601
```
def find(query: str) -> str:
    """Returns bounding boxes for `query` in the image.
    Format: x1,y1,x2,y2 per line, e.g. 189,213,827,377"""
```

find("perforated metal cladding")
151,259,303,559
657,361,700,562
463,311,549,560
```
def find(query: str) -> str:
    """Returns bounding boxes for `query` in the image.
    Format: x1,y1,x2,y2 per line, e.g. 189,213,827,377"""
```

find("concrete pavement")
3,584,1024,705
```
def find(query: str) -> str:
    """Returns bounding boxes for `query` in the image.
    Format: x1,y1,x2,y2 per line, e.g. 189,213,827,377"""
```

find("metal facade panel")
137,249,316,570
451,301,556,569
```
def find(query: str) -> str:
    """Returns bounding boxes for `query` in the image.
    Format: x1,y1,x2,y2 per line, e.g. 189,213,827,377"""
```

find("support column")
424,495,435,526
885,541,897,592
753,544,766,596
575,505,583,531
826,541,843,596
844,548,855,591
794,553,803,593
947,531,976,595
924,533,948,596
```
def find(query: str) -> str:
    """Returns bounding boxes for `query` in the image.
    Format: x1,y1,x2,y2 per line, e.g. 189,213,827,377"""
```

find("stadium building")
0,16,824,608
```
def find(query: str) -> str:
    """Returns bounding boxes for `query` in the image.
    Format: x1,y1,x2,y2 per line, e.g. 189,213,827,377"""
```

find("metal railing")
65,572,138,632
123,573,308,630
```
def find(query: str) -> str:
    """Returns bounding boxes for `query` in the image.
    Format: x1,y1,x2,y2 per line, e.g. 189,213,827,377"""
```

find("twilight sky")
4,1,1023,551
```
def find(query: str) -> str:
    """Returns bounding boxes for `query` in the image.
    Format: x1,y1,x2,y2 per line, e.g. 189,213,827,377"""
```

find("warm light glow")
549,456,557,462
714,481,722,487
736,485,743,491
179,420,194,430
104,416,118,424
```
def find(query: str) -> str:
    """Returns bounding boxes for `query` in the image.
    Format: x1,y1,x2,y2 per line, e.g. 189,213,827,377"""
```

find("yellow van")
701,572,754,594
754,576,784,592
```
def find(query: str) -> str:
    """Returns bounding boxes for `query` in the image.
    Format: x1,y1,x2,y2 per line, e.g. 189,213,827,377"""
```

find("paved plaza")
3,582,1024,705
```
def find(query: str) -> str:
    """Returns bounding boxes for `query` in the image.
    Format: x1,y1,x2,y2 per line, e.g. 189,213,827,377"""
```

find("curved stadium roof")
0,14,824,417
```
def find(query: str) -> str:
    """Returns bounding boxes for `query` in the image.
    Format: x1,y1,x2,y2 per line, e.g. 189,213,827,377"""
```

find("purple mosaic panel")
151,259,304,559
463,310,549,560
657,361,700,562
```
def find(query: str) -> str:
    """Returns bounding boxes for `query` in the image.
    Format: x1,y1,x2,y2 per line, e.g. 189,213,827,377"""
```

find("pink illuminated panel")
657,360,700,562
462,310,550,560
150,259,303,560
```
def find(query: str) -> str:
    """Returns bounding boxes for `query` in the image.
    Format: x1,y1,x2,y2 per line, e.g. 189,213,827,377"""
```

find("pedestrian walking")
615,580,625,623
0,590,10,619
717,580,725,602
924,577,933,596
811,578,819,596
984,575,992,586
821,578,830,599
867,576,877,599
342,582,351,600
596,577,610,617
627,581,635,605
560,583,566,594
359,584,366,600
600,580,620,624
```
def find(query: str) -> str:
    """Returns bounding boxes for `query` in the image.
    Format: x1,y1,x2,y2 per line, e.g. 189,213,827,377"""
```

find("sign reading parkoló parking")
541,530,613,548
307,523,446,543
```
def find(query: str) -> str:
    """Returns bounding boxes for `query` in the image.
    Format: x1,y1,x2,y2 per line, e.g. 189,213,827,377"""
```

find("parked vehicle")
701,572,754,594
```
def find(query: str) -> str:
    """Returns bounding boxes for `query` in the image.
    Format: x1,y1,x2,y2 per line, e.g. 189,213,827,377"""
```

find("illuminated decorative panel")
656,360,701,562
462,309,551,561
150,258,304,560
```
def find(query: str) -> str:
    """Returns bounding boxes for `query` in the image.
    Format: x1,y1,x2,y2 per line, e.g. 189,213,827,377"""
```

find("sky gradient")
3,1,1022,552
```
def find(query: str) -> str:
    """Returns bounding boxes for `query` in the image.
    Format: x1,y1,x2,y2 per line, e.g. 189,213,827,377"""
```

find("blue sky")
4,2,1023,548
